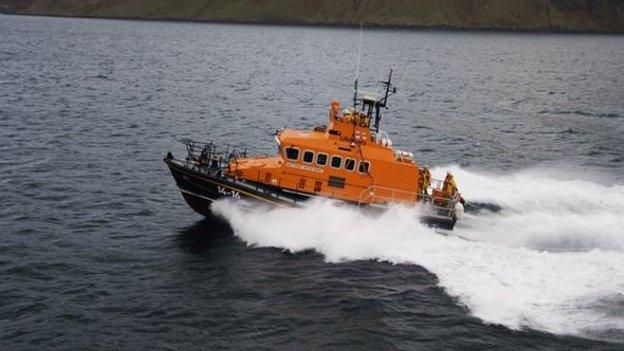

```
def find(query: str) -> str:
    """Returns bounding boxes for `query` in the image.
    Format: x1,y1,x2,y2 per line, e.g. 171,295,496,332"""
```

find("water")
1,14,624,350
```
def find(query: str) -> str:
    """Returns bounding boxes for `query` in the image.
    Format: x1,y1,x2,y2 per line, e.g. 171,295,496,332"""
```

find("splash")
453,166,624,252
211,166,624,341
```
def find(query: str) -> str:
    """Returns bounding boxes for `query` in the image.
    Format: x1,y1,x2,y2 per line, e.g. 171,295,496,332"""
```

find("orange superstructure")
226,70,460,208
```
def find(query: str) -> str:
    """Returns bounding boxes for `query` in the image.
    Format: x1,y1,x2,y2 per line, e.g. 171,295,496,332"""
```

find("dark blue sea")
1,14,624,350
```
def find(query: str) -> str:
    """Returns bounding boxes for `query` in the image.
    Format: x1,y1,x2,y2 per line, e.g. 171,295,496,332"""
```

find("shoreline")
2,12,623,35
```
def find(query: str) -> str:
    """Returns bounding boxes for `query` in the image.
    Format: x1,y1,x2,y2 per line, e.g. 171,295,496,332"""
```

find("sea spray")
450,165,624,251
211,166,624,341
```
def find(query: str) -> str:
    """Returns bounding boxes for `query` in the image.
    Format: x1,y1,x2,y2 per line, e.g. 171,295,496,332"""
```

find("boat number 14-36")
217,186,241,200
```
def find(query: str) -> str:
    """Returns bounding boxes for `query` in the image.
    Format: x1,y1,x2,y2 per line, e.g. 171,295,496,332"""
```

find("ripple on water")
1,14,623,351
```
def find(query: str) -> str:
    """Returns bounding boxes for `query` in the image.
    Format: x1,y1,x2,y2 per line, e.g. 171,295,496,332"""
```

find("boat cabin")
226,70,459,206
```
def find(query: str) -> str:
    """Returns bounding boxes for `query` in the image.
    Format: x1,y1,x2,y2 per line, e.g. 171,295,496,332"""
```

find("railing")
357,183,460,214
181,138,248,170
393,149,415,163
357,185,418,205
373,130,392,147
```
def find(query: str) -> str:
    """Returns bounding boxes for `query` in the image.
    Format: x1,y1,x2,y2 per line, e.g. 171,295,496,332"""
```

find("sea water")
1,14,623,350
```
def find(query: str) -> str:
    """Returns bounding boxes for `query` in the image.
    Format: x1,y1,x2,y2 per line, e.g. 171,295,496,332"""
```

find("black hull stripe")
166,160,292,206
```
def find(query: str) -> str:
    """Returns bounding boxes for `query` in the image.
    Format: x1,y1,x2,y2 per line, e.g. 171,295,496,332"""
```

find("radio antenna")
353,21,364,110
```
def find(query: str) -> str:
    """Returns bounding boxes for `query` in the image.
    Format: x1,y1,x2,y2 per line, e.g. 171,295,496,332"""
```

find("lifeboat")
164,70,465,230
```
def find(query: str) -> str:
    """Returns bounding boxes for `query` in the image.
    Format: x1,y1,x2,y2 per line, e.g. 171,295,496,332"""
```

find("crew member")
342,109,352,123
329,100,341,121
421,166,431,196
199,147,209,166
442,172,457,197
352,110,361,125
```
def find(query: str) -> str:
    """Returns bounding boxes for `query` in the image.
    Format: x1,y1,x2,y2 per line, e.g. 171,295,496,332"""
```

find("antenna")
355,21,363,81
381,68,394,107
372,68,396,132
353,21,364,110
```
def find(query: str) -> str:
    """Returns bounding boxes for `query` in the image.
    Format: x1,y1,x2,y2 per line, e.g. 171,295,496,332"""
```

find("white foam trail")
451,165,624,252
211,167,624,341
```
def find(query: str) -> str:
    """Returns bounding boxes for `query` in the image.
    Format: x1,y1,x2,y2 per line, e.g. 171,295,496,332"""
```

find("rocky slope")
1,0,623,33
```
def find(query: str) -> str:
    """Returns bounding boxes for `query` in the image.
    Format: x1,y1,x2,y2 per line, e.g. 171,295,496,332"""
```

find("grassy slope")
1,0,623,33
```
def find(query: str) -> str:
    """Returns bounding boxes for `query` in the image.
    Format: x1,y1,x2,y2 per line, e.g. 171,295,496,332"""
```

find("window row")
285,147,370,173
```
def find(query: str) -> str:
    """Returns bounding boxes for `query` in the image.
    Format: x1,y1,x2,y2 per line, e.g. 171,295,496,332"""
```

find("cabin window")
358,161,370,174
285,147,299,160
303,150,314,163
344,158,356,171
316,153,328,166
331,156,342,169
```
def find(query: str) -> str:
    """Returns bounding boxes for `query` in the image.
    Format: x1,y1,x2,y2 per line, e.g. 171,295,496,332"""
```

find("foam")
211,166,624,341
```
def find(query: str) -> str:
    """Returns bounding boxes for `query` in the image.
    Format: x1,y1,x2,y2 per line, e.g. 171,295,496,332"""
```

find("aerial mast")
353,21,364,110
372,68,396,132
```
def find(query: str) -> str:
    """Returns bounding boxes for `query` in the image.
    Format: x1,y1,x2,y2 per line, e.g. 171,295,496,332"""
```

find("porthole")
285,147,299,160
344,158,355,171
316,153,328,166
303,150,314,163
358,160,370,174
331,156,342,168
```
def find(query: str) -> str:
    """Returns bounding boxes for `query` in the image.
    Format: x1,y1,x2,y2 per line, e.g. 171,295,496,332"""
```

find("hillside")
1,0,623,33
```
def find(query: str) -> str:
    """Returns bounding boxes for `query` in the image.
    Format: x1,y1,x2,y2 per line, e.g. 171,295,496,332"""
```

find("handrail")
373,130,392,147
181,138,251,170
357,184,459,213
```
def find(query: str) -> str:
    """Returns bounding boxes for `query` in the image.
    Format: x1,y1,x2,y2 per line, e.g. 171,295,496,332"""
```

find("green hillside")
1,0,623,33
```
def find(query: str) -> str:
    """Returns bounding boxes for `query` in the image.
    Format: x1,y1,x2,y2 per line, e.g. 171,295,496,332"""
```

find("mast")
372,68,396,132
381,68,393,108
353,78,358,110
353,21,364,110
352,69,396,132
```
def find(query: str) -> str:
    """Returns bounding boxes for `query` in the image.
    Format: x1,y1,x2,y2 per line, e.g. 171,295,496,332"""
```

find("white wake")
211,166,624,341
